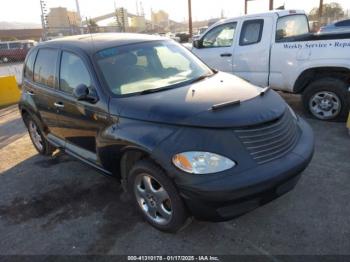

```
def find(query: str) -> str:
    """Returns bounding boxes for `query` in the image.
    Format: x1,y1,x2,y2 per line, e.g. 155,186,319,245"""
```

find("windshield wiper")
138,71,217,95
189,72,216,84
139,86,173,95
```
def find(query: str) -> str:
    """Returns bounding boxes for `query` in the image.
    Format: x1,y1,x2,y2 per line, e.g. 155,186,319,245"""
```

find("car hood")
109,72,287,128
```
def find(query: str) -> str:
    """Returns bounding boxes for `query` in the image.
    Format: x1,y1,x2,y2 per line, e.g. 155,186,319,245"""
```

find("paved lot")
0,94,349,255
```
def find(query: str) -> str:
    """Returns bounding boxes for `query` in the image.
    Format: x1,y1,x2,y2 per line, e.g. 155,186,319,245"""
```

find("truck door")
233,17,272,87
191,22,237,72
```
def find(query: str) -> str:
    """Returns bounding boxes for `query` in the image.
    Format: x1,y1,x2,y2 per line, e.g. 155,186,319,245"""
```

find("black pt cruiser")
19,33,314,232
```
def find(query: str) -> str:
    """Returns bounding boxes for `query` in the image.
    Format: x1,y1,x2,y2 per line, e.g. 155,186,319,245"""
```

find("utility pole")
188,0,193,39
319,0,324,23
269,0,274,10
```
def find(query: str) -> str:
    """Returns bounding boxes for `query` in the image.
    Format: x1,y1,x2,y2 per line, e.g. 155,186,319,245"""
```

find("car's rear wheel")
24,115,56,156
302,78,349,121
128,159,189,232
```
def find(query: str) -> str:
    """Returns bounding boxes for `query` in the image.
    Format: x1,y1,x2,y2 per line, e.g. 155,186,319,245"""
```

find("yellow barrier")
347,112,350,129
0,76,21,107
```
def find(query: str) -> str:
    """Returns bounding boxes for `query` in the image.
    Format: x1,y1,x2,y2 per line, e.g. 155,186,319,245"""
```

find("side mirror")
73,84,98,103
193,39,202,49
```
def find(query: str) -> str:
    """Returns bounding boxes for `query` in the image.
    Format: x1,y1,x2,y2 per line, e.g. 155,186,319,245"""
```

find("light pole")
40,0,48,41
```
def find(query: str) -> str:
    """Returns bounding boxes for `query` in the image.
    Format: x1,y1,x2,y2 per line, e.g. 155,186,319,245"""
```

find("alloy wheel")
134,173,172,225
28,120,43,151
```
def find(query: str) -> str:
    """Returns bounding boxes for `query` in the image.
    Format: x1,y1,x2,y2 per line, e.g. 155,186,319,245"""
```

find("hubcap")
309,91,341,120
28,120,43,151
134,173,172,225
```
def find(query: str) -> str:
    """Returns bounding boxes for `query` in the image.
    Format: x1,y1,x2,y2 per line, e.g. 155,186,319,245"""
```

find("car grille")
234,110,300,164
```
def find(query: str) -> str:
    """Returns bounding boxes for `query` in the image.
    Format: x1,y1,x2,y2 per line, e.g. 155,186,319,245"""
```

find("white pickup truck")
189,10,350,121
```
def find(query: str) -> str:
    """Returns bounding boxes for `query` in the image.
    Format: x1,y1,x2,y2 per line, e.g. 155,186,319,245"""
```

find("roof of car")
37,33,166,54
213,9,305,28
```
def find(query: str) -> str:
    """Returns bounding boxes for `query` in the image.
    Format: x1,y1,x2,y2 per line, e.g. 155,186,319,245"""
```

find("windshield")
95,40,213,96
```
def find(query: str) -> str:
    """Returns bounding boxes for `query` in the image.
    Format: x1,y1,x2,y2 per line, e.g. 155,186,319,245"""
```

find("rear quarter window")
24,49,37,81
34,48,59,88
276,15,309,42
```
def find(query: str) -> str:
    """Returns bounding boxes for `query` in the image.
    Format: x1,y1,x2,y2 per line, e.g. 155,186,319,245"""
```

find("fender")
97,117,177,178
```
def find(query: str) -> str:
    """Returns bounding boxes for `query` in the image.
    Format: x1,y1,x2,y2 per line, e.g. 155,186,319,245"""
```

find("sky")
2,0,350,25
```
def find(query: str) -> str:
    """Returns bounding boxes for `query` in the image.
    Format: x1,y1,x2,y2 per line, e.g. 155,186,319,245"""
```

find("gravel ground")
0,94,349,255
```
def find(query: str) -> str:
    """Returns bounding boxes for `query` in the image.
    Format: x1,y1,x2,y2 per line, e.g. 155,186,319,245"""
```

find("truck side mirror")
193,39,202,49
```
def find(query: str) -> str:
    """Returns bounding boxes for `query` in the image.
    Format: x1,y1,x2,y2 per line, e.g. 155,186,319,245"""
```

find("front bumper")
177,117,314,221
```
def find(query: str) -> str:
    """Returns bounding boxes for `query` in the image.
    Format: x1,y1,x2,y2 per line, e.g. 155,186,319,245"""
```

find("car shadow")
0,152,143,254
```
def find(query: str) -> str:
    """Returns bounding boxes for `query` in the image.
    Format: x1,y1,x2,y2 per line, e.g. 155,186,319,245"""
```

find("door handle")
26,90,35,96
53,102,64,108
220,53,232,57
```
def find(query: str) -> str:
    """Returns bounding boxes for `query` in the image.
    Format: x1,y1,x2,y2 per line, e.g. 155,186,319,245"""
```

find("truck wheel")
128,159,189,232
302,78,349,121
23,114,56,156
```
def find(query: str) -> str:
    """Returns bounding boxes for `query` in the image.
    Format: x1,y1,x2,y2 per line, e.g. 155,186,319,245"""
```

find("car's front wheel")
128,159,189,232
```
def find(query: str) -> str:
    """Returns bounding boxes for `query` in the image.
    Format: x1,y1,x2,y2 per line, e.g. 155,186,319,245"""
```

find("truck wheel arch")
293,67,350,94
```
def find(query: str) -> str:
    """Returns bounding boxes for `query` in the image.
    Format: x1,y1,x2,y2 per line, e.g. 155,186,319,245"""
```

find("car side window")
34,49,59,88
202,22,237,48
239,19,264,46
59,51,92,94
24,49,37,80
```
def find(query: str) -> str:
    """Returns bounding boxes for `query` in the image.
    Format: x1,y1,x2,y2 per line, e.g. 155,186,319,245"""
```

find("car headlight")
172,151,236,174
287,105,298,120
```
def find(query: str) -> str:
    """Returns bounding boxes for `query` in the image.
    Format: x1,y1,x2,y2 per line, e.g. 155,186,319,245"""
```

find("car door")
53,50,110,163
191,22,237,72
233,17,272,87
23,47,66,147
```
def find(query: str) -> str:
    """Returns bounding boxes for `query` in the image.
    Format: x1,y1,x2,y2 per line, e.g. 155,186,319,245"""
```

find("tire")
23,114,56,156
128,159,189,232
302,77,349,122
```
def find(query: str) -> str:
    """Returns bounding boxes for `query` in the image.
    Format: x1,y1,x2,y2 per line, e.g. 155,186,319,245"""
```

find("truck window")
276,15,309,42
34,49,59,88
59,51,92,94
239,19,264,46
202,22,237,48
